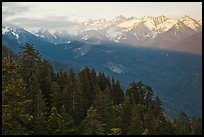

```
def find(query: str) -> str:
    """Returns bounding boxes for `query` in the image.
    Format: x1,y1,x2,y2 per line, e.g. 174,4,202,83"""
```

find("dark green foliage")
121,95,132,134
111,78,124,105
37,60,52,108
81,106,105,135
127,106,143,135
93,85,115,134
50,81,62,111
19,43,41,84
47,107,62,135
59,105,78,135
78,67,92,117
191,117,202,135
98,71,111,91
33,89,48,135
2,57,33,135
173,112,192,135
2,43,202,135
143,107,155,134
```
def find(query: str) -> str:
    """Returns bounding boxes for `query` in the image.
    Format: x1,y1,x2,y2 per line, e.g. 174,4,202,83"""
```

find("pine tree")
112,104,123,131
144,85,154,109
126,81,145,105
121,95,132,134
37,59,52,108
174,112,192,135
33,89,48,135
98,71,111,91
143,106,155,135
81,106,105,135
127,106,143,135
59,105,78,135
2,57,33,135
191,117,202,135
63,68,84,124
18,43,42,115
56,70,68,91
47,107,62,135
90,68,99,103
50,81,63,112
111,78,124,105
77,68,92,117
115,80,124,104
19,43,41,84
94,85,115,134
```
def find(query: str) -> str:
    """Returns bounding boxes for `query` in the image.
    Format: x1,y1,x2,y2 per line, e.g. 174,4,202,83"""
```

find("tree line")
2,43,202,135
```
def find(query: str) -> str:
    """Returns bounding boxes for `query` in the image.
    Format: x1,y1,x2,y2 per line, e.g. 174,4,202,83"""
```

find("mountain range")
2,15,202,118
3,15,201,54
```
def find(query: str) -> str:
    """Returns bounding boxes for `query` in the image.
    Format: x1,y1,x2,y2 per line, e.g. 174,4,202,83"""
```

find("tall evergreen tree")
56,70,68,91
47,107,62,135
19,43,41,84
78,68,92,117
18,43,42,114
33,89,48,135
111,78,124,105
37,59,52,108
59,105,78,135
50,81,62,111
191,117,202,135
115,80,124,104
127,106,143,135
98,71,111,91
173,112,192,135
121,95,132,134
63,68,84,124
2,57,33,135
81,106,105,135
143,106,155,135
94,85,115,134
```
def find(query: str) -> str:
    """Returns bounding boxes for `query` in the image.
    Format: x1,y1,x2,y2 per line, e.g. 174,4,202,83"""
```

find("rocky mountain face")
73,15,202,53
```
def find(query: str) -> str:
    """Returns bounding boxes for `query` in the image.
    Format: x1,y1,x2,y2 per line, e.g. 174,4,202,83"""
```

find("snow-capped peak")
154,15,169,25
198,19,202,26
2,22,23,30
2,23,25,39
117,18,142,28
113,15,127,22
2,26,10,35
180,15,195,21
38,28,50,34
179,15,201,31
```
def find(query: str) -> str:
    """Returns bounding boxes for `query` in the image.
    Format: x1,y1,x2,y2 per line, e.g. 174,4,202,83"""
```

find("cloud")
2,2,29,18
9,16,79,31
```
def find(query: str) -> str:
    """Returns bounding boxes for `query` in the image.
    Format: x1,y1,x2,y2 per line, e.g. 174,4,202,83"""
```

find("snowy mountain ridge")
2,15,202,53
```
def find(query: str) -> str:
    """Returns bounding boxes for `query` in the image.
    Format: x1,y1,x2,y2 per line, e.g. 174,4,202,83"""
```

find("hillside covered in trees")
2,43,202,135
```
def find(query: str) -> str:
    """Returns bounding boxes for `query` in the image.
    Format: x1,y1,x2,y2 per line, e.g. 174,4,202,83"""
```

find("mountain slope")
73,15,201,52
168,32,202,54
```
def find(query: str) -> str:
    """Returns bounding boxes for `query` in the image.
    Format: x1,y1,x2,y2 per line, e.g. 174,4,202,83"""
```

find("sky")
2,2,202,32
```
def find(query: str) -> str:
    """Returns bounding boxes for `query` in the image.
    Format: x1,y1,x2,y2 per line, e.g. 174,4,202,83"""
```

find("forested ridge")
2,43,202,135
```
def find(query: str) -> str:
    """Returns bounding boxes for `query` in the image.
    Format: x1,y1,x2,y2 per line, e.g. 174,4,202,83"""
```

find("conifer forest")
2,43,202,135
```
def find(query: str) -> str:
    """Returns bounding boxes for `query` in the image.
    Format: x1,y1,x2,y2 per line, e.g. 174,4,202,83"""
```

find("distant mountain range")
2,15,202,118
74,15,202,51
3,15,201,54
